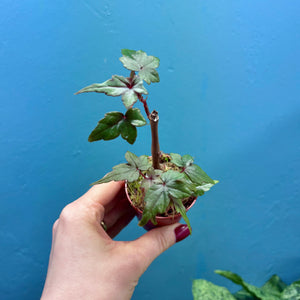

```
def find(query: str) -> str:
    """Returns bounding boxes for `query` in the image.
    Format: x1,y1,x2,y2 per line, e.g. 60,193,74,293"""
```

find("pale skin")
41,181,189,300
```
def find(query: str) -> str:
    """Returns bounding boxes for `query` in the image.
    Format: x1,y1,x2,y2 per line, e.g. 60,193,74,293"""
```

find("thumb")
130,223,191,269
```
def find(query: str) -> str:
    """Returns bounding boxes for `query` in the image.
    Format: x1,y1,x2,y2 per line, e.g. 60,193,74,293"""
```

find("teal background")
1,1,300,299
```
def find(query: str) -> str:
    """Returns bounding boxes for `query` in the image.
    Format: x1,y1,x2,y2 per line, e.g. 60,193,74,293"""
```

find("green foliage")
88,108,147,144
193,270,300,300
281,282,300,300
215,270,281,300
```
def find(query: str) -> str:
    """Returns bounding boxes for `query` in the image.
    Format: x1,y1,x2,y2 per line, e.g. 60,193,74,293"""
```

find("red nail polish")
175,224,191,243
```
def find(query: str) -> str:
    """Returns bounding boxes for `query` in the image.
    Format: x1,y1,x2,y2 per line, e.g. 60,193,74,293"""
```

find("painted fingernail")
175,224,191,243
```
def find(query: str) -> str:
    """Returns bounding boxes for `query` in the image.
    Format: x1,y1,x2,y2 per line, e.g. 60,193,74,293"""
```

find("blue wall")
1,1,300,299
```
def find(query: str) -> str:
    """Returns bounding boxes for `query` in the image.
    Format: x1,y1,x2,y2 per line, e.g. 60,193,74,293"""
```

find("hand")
41,181,191,300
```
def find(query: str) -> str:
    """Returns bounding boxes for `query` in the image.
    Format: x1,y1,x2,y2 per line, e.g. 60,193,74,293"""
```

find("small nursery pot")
125,182,197,231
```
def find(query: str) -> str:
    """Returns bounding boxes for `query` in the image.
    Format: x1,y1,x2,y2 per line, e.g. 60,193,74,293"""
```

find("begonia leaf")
75,75,148,109
173,198,192,233
88,108,146,144
120,50,160,84
170,153,216,185
139,170,195,226
93,151,151,184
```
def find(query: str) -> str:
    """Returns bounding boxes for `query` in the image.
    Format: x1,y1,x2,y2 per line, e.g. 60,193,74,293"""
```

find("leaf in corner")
261,275,287,295
215,270,281,300
281,281,300,300
192,279,236,300
120,50,160,84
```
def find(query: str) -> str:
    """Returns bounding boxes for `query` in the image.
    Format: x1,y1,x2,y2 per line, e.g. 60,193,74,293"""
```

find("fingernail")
175,224,191,243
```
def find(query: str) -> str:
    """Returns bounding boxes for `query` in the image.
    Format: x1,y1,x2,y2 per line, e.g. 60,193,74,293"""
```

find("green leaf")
141,168,163,191
161,170,195,199
170,153,194,167
185,164,215,185
281,281,300,300
169,153,185,167
75,75,148,109
215,270,281,300
170,153,216,185
139,170,195,227
139,184,170,225
173,198,192,233
126,108,147,127
120,50,160,84
118,118,137,144
182,154,194,166
93,151,151,184
121,49,137,58
125,151,151,171
234,289,256,300
195,183,216,196
261,275,287,295
88,109,146,144
93,163,140,184
192,279,236,300
88,112,123,142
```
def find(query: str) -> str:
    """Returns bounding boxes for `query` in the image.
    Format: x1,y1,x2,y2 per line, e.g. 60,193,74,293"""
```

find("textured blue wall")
1,1,300,299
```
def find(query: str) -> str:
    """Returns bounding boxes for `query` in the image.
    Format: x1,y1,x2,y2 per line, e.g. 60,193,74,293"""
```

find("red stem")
138,169,147,179
138,94,150,118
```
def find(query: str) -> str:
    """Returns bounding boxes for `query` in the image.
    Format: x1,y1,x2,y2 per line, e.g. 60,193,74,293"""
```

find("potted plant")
75,49,218,232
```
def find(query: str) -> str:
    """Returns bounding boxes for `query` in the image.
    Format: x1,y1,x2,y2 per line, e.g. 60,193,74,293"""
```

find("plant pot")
125,182,197,231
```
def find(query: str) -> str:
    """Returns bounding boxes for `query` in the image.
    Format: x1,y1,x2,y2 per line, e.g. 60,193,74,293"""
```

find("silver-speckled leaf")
120,50,160,84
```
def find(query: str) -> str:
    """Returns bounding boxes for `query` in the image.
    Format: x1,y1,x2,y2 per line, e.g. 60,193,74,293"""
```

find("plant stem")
129,71,135,81
138,94,150,117
138,93,161,170
149,110,161,170
138,169,147,179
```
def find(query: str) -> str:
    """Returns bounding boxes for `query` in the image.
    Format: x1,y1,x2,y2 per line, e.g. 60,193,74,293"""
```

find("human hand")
41,181,191,300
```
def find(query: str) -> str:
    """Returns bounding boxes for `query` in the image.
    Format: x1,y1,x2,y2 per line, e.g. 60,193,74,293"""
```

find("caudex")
76,49,218,232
